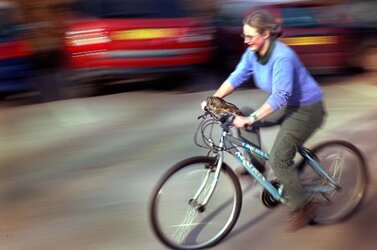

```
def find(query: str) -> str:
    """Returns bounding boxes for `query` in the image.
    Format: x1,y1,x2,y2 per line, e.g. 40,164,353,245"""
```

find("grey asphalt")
0,73,376,250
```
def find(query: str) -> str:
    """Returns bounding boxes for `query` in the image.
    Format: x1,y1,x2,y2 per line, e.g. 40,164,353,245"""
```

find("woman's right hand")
232,115,254,129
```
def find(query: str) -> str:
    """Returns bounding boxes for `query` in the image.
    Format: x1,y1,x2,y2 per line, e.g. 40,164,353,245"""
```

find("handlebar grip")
244,124,253,131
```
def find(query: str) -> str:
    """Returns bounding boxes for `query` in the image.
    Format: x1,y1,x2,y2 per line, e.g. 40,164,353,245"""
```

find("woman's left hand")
232,115,254,129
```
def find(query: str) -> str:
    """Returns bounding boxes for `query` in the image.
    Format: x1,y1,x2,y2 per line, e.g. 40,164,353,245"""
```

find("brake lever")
197,114,206,120
219,114,235,130
197,109,210,120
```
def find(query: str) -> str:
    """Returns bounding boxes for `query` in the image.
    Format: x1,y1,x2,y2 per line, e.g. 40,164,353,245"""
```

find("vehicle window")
280,7,318,28
216,14,243,27
71,0,186,18
0,8,14,39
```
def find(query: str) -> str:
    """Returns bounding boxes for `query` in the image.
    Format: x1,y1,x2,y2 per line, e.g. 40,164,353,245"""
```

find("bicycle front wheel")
149,156,242,250
299,140,368,224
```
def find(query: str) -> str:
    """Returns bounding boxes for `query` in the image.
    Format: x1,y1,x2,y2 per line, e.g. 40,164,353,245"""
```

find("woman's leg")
269,103,326,211
237,106,287,173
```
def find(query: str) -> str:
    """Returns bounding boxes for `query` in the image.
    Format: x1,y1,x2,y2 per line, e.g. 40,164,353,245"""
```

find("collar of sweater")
256,39,276,65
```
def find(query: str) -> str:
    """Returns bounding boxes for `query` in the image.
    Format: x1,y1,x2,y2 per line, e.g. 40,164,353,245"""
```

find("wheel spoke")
171,205,200,244
149,156,242,249
299,141,367,224
171,177,214,245
326,151,344,183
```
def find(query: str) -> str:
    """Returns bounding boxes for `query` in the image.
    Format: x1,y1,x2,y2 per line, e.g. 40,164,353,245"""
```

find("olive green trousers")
240,102,326,211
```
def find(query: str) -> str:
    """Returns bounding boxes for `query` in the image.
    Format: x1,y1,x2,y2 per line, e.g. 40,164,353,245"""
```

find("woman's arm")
251,103,275,121
213,80,236,98
232,102,275,128
202,49,252,110
201,80,236,110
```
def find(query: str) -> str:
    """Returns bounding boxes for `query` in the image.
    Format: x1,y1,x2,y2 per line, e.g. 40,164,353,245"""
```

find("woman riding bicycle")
202,10,326,231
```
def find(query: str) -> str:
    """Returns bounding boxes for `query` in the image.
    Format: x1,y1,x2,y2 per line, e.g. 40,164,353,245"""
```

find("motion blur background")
0,0,376,101
0,1,377,250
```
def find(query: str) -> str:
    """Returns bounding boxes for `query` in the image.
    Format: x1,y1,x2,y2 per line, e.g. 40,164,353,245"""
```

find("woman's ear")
263,31,271,39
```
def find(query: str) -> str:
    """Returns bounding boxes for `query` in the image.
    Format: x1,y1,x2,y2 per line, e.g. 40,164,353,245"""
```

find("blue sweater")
226,40,323,111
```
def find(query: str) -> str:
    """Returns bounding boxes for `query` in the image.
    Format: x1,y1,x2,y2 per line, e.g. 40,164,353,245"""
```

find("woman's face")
242,24,266,52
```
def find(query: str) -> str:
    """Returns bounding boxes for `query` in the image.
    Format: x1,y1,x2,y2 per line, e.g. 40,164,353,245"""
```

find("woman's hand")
233,115,254,129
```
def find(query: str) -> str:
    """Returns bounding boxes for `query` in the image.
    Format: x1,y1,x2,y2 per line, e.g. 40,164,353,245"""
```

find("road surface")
0,73,376,250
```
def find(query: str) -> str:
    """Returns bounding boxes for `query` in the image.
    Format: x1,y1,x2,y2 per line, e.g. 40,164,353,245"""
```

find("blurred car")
215,1,358,74
63,0,215,85
0,1,33,94
335,1,377,72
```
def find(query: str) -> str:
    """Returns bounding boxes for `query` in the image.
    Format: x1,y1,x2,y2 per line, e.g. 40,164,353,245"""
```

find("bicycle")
149,98,368,250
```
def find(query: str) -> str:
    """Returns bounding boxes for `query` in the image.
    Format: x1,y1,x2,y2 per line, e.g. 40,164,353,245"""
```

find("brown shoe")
285,199,317,232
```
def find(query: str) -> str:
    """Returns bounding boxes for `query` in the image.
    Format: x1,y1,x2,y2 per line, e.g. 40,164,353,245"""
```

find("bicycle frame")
225,133,286,203
201,127,342,207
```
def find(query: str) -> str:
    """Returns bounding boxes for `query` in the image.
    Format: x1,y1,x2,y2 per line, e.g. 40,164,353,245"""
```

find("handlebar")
198,106,253,131
198,107,236,130
195,102,251,150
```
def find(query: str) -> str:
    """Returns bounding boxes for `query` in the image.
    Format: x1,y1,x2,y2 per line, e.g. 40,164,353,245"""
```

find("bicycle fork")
190,131,228,212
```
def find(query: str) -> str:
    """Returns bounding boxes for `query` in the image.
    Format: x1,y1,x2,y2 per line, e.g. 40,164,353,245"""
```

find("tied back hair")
243,10,283,38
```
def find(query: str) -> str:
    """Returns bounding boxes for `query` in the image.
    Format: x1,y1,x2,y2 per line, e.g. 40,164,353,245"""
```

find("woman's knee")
270,136,297,169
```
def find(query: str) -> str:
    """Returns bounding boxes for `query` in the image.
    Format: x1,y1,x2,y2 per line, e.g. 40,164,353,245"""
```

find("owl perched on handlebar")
205,96,243,118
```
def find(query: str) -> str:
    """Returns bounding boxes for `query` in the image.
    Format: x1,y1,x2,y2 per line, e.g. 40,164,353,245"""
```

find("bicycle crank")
261,179,282,208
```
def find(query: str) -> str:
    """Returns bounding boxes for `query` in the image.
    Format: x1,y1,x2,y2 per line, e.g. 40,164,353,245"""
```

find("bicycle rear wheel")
149,156,242,250
298,140,368,224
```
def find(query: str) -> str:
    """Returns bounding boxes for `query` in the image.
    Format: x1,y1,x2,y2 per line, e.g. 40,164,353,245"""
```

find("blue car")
0,1,33,94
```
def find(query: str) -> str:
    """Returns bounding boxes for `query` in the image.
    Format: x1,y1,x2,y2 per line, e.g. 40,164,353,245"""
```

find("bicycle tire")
149,156,242,250
298,140,368,224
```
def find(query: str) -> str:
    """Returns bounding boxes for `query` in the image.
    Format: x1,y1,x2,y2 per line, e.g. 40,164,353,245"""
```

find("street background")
0,72,376,250
1,0,377,249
